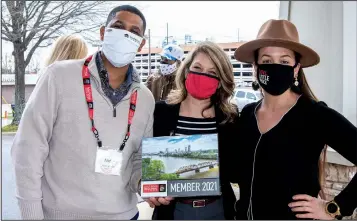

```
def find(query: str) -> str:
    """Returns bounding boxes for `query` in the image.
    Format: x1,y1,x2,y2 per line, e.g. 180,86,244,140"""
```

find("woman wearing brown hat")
232,19,357,220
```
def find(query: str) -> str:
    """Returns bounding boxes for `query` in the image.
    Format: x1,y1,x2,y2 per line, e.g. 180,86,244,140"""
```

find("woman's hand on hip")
144,197,174,208
288,194,334,220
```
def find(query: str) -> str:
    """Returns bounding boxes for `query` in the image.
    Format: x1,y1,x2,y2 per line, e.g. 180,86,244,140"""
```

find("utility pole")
92,43,101,52
148,29,151,76
166,22,169,45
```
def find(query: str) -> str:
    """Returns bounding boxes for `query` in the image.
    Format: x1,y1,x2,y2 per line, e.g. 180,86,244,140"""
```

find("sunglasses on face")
160,56,176,65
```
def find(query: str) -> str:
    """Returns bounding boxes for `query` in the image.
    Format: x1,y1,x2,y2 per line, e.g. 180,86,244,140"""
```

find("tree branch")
3,1,106,68
27,2,44,21
2,36,11,41
1,17,12,39
25,28,49,66
24,1,50,47
38,42,53,48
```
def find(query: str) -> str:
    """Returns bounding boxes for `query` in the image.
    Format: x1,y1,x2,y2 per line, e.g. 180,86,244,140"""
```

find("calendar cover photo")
140,134,221,198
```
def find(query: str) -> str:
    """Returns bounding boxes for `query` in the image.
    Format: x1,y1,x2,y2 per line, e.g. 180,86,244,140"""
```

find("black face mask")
257,63,297,96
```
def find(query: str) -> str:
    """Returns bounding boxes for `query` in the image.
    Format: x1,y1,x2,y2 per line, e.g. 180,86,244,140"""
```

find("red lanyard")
82,55,138,151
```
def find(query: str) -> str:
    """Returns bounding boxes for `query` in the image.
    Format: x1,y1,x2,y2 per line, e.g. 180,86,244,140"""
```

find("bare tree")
26,55,41,74
1,53,14,74
1,1,108,125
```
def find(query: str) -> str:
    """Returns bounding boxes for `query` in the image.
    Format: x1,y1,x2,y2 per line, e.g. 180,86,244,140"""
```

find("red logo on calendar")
143,184,159,193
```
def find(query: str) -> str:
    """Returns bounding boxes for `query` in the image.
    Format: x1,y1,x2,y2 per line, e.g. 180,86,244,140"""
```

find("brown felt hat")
234,19,320,68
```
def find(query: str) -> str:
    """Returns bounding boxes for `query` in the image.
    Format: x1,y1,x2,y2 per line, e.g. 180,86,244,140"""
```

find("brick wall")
323,163,357,219
2,85,36,104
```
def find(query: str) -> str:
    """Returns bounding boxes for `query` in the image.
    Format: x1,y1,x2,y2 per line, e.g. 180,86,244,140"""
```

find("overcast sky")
2,1,280,68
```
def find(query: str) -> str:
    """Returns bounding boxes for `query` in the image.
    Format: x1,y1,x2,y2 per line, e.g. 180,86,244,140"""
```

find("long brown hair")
254,50,327,199
166,41,238,123
292,53,327,199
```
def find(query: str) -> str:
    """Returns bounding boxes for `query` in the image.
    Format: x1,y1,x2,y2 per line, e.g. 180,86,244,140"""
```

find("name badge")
95,147,123,176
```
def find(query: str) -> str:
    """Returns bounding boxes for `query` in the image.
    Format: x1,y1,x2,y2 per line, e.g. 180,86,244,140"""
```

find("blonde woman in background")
45,34,88,66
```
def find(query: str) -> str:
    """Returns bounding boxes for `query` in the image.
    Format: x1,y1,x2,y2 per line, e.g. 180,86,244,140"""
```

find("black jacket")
233,95,357,219
151,101,238,220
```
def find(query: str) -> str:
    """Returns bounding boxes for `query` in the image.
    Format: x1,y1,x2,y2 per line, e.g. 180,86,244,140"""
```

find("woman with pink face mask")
144,41,239,220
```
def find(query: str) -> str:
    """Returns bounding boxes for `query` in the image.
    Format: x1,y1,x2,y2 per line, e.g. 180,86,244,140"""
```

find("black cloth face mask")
257,63,298,96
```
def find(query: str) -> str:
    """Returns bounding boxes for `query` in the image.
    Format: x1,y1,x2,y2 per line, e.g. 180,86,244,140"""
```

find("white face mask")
159,63,177,75
102,28,143,68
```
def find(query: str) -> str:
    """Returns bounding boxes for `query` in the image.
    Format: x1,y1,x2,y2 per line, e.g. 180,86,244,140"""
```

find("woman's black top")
151,101,237,220
233,95,357,220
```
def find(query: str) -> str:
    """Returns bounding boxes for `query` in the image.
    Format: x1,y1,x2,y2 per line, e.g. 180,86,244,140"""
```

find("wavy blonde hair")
167,41,238,123
45,34,88,66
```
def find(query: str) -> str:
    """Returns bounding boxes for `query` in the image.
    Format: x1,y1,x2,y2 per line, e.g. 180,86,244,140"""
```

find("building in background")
1,42,253,110
185,34,192,44
2,74,39,105
133,42,254,85
1,74,39,118
161,36,178,48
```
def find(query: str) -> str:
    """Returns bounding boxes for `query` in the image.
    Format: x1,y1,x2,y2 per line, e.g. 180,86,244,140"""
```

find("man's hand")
144,197,174,208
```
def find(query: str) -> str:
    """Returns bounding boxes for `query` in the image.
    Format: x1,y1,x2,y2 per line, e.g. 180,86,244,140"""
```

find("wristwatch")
325,200,343,220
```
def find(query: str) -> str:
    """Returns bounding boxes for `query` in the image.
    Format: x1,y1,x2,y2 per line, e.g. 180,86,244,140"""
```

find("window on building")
242,72,252,76
231,56,235,60
233,63,241,68
233,72,240,76
151,59,156,63
224,48,229,52
242,64,252,68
